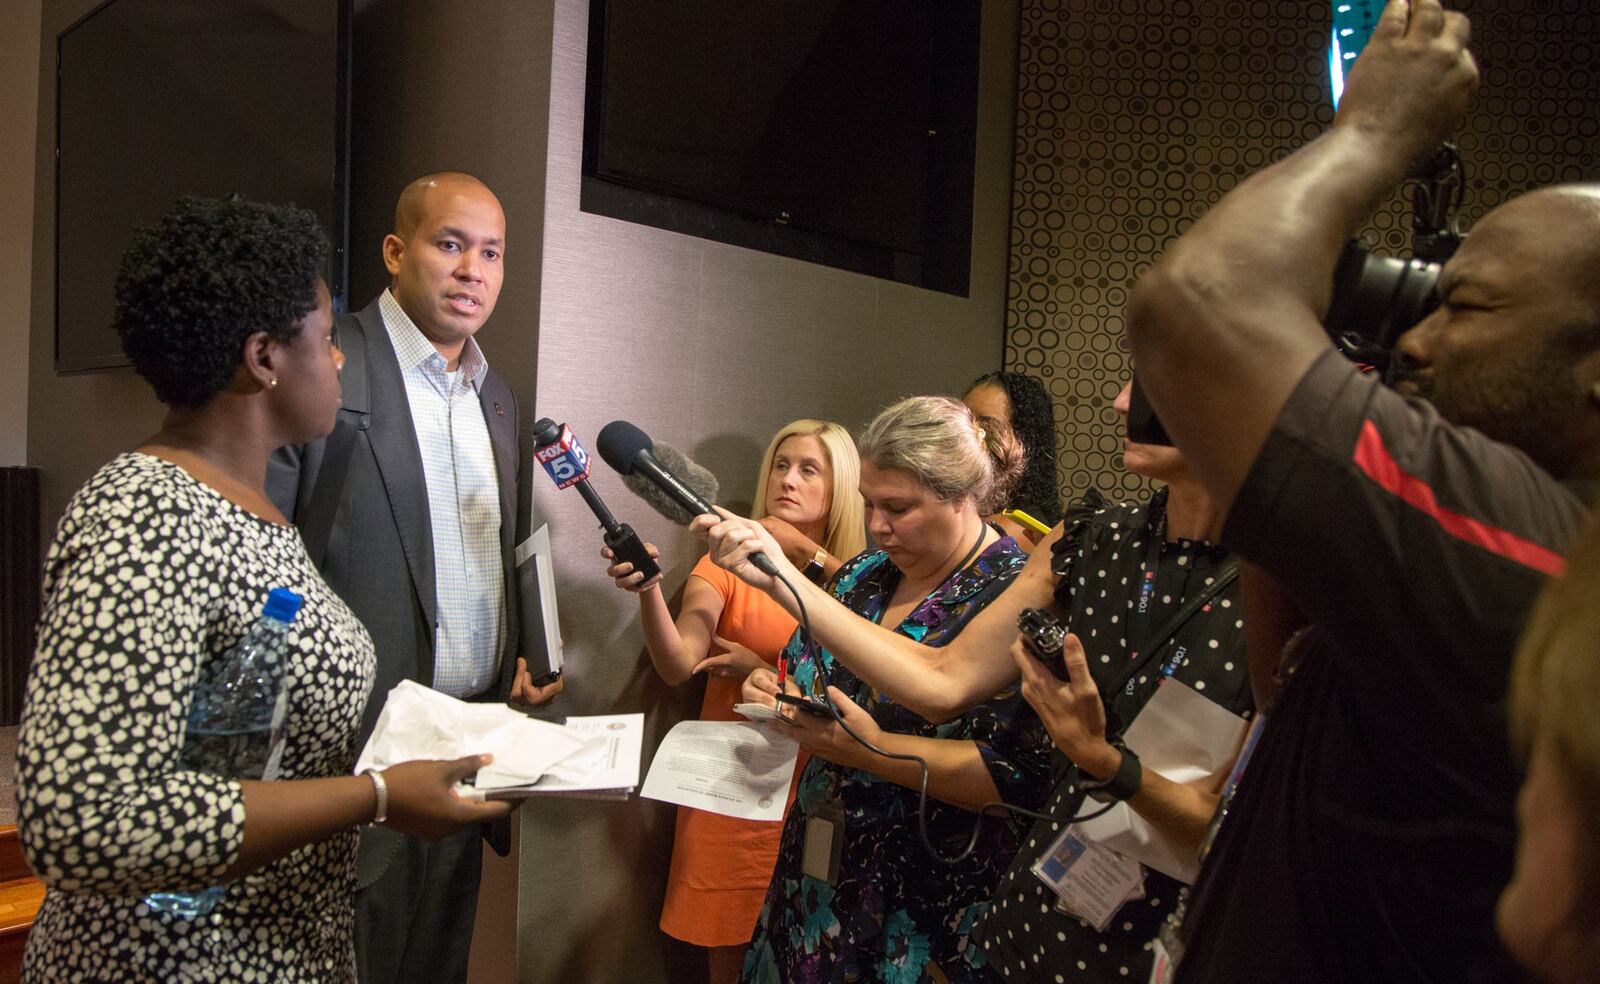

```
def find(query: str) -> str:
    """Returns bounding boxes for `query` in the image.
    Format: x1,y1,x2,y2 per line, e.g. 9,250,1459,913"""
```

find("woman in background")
963,370,1062,544
1499,512,1600,984
604,420,863,984
722,396,1053,984
16,197,507,982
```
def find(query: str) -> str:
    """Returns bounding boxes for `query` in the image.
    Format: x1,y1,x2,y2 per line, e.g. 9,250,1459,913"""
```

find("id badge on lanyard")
1031,825,1146,931
800,799,846,885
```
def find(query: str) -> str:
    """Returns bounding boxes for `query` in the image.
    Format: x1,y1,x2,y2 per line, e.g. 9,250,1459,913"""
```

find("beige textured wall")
0,0,40,467
22,0,1014,978
1005,0,1600,507
514,0,1020,981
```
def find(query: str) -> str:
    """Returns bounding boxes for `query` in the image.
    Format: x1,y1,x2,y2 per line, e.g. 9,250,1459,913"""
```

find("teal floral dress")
741,536,1052,984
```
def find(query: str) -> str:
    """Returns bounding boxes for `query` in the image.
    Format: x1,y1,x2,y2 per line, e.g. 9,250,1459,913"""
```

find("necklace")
949,520,988,578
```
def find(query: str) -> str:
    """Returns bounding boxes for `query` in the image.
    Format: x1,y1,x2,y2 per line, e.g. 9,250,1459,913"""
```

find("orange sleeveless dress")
657,555,808,946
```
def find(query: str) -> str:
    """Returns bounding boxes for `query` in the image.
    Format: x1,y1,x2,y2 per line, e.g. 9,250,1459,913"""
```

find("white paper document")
1075,677,1250,883
641,720,800,821
482,713,644,801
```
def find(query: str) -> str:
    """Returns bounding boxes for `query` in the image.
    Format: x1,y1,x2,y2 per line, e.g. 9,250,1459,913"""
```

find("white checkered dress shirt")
380,289,505,697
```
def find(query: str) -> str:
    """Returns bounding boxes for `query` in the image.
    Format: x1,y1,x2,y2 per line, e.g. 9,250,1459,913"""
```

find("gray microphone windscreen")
620,442,720,525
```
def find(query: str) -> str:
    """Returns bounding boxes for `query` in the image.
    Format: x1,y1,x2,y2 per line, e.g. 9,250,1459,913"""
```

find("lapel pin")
495,402,505,417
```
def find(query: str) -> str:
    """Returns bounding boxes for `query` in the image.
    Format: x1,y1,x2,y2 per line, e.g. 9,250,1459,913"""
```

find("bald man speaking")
270,172,560,984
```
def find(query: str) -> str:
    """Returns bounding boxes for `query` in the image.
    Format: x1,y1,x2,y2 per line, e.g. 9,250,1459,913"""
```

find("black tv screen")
55,0,349,372
582,0,980,296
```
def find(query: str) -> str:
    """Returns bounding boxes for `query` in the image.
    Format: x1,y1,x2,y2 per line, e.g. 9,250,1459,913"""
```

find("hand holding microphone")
601,541,663,591
693,511,799,594
533,417,661,584
595,420,786,581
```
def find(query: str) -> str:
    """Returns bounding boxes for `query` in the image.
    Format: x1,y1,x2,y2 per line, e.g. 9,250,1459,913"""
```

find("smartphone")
773,692,834,717
1329,0,1381,108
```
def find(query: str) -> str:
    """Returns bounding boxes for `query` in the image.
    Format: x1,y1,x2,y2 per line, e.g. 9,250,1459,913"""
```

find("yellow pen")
999,508,1051,537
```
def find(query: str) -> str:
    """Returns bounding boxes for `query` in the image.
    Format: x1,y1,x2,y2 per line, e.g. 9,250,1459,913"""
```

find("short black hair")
115,195,327,409
967,370,1062,525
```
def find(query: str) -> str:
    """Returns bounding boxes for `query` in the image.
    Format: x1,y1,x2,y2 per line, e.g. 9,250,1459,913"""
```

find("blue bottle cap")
261,588,304,623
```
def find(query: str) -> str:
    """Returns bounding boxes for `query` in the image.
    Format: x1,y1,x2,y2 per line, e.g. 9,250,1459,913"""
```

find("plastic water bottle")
144,587,302,918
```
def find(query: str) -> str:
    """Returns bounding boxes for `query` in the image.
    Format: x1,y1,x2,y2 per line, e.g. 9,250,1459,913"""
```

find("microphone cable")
766,546,1118,867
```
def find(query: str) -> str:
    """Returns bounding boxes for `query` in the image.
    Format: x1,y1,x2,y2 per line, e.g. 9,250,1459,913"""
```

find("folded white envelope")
1075,677,1249,884
354,680,589,789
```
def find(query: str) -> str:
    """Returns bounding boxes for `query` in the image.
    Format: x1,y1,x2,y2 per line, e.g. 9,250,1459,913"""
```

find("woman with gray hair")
707,396,1053,984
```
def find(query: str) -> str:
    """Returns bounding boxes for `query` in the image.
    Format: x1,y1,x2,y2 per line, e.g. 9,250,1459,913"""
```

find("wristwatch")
1083,741,1142,802
801,547,829,584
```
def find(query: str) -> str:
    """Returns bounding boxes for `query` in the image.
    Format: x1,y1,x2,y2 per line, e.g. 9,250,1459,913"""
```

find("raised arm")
1124,0,1478,510
759,515,845,583
696,512,1061,722
602,544,731,687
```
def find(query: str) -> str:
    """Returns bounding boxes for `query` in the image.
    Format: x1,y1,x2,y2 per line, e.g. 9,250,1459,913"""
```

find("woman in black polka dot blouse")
973,384,1252,982
16,197,511,982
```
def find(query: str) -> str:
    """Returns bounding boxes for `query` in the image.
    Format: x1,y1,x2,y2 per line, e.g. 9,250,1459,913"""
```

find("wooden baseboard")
0,825,42,982
0,828,27,886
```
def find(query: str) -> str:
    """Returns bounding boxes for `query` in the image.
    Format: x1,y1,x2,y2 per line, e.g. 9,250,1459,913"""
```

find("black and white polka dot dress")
975,488,1252,982
17,453,376,982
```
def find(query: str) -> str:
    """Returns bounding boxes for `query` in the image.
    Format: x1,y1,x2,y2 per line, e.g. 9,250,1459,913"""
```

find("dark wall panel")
28,0,163,540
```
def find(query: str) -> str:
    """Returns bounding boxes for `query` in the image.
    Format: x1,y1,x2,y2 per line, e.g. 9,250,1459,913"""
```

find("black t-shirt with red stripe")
1173,350,1587,984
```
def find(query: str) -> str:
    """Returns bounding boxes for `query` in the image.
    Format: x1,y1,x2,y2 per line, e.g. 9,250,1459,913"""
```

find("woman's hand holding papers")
378,755,512,839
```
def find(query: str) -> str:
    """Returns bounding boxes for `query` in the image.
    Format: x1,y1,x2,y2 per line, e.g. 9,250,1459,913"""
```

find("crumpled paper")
354,680,589,789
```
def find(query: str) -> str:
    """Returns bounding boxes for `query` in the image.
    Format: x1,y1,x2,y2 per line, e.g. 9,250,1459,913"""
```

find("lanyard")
1105,551,1239,734
809,522,992,702
1129,505,1187,659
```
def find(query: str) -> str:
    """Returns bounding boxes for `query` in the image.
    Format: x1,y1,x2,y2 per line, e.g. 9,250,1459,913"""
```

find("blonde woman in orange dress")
603,420,865,983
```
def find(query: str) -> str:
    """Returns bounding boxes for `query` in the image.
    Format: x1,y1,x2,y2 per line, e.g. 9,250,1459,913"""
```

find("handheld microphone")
619,442,720,526
596,420,781,578
533,418,661,584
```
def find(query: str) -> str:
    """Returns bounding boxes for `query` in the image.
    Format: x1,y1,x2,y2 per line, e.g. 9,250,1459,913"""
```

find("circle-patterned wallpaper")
1006,0,1600,506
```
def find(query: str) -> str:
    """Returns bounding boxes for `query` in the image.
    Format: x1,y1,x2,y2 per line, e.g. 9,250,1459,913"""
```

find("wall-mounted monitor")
55,0,350,373
581,0,981,297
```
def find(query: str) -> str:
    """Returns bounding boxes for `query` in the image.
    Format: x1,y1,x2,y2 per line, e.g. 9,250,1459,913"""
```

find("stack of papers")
354,681,642,801
481,714,643,801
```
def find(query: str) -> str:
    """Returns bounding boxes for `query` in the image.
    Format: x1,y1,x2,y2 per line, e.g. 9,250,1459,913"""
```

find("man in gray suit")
270,172,561,984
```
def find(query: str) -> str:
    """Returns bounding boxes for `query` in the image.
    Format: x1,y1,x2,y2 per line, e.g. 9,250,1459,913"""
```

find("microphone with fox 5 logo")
533,418,661,584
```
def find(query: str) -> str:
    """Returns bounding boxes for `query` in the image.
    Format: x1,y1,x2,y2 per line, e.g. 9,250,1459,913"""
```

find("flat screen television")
55,0,350,372
581,0,981,296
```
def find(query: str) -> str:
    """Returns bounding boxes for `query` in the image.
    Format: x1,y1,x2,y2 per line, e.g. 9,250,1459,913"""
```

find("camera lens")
1324,240,1442,367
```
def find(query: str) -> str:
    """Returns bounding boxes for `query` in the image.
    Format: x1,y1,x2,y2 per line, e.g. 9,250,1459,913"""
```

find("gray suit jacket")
268,297,522,886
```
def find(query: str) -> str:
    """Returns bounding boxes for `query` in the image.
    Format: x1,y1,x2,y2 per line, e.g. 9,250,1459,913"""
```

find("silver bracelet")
364,770,388,826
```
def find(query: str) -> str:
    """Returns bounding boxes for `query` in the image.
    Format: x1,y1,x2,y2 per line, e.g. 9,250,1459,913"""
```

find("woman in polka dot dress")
16,197,510,983
973,382,1253,982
